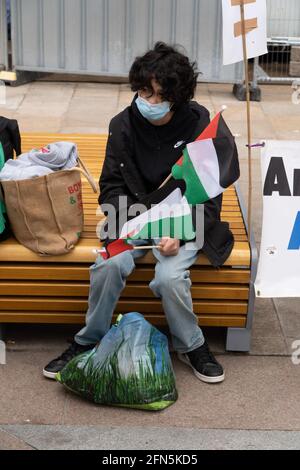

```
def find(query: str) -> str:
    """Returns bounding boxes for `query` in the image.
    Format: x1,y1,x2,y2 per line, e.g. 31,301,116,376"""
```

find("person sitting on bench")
43,42,234,383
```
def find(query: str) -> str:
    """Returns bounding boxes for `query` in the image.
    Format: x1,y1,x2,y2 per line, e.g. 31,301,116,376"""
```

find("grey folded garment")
0,141,78,181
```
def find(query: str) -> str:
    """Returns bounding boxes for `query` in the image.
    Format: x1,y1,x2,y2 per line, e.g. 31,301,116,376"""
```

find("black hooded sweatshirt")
99,96,235,267
130,98,200,192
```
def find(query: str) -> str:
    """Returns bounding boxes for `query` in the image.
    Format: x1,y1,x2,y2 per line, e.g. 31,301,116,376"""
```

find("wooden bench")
0,133,258,351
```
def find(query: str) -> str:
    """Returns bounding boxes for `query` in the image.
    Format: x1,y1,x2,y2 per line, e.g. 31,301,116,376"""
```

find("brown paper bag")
1,158,98,255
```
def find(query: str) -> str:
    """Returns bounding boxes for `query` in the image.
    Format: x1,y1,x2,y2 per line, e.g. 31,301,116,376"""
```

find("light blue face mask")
135,96,171,121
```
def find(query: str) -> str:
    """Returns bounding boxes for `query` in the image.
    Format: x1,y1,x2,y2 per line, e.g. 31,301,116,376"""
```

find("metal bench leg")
226,183,259,353
0,324,5,341
226,279,256,352
0,324,6,365
226,327,251,352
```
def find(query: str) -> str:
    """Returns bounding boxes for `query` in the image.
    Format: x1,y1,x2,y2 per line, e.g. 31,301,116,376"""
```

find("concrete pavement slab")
74,83,120,98
15,105,70,119
215,103,266,122
2,425,300,450
0,428,33,450
15,116,63,133
260,101,300,117
2,83,32,96
250,336,288,355
59,126,108,134
226,118,277,140
0,350,67,425
62,355,300,430
5,324,79,352
26,81,76,97
1,94,27,111
268,116,300,139
287,337,300,358
261,85,295,102
68,95,119,112
61,113,112,129
273,299,300,339
207,84,239,103
250,299,288,355
1,353,297,431
195,83,210,97
0,108,16,119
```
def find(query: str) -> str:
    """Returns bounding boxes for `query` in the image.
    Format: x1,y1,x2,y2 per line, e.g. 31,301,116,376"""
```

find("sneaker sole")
177,352,225,384
43,369,59,380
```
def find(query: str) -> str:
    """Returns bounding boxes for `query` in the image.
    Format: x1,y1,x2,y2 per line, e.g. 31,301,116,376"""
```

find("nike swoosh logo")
174,140,185,148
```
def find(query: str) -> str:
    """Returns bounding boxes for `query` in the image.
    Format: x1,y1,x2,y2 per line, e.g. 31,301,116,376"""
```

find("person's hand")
157,237,180,256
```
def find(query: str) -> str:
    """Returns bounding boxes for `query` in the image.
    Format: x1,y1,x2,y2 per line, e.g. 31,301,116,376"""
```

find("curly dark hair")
129,42,199,106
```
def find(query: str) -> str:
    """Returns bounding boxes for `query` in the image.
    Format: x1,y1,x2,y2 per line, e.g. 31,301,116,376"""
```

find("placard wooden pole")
240,0,253,237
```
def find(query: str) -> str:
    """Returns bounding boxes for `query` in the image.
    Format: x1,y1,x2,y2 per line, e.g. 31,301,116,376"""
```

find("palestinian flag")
120,188,195,241
171,112,240,204
99,239,134,259
99,188,195,259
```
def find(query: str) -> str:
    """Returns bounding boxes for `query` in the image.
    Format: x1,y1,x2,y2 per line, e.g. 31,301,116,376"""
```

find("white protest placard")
255,140,300,298
222,0,268,65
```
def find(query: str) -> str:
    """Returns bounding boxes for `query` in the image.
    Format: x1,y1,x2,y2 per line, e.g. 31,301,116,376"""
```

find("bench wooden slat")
84,209,243,217
82,224,248,236
84,214,246,223
0,265,251,283
0,312,247,328
0,238,250,266
80,231,247,240
83,200,242,209
84,215,246,225
82,225,247,238
82,220,247,230
0,297,248,314
83,194,240,202
0,282,249,300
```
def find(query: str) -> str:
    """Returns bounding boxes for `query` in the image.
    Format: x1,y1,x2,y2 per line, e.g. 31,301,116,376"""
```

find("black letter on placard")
263,157,291,196
293,169,300,196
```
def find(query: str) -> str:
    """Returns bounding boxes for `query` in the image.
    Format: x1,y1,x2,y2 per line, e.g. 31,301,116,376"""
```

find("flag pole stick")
158,173,172,190
94,246,160,254
132,245,160,250
157,105,228,190
240,0,253,236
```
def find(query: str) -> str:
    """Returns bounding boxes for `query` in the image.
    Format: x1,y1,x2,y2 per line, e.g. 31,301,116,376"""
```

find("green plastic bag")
56,312,178,411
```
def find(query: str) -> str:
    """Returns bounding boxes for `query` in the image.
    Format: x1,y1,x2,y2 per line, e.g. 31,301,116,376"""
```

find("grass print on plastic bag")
56,312,178,411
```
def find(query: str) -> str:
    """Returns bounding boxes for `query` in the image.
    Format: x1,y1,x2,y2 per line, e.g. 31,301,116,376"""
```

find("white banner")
222,0,268,65
255,140,300,298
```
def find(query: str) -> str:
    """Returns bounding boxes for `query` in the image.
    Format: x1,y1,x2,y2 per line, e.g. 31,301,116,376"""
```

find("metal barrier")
0,0,8,70
254,0,300,84
6,0,243,84
3,0,299,85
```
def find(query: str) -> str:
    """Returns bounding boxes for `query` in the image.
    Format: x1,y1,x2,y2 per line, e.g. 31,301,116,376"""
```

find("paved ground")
0,80,300,450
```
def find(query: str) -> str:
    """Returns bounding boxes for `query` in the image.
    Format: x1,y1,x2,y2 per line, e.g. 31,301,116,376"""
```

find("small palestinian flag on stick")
171,111,240,205
120,188,195,241
96,188,195,259
98,239,134,259
95,240,158,259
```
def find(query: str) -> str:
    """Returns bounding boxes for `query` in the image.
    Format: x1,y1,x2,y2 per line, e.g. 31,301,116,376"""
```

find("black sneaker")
43,341,96,380
178,341,225,383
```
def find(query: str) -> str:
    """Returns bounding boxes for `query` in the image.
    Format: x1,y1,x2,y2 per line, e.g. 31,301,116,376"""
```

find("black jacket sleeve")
0,117,22,159
98,120,135,214
7,119,22,156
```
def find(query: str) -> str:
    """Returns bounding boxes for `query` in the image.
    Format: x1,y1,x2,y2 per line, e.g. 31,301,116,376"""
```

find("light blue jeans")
75,238,205,353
